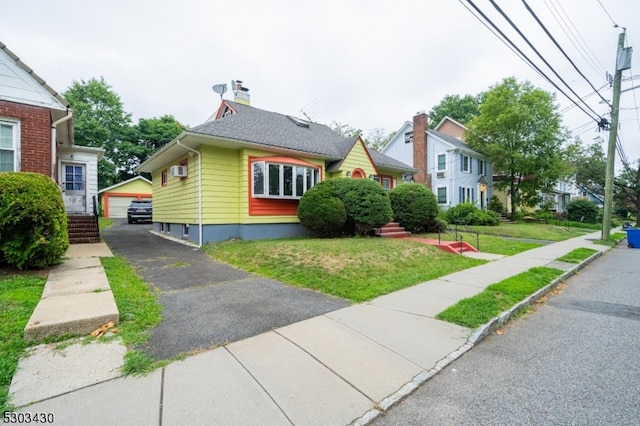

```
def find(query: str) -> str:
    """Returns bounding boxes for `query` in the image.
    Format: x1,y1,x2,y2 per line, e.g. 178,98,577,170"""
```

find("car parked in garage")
127,200,152,224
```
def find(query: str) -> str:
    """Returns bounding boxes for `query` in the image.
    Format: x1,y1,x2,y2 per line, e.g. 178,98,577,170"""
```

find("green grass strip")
0,273,46,413
436,266,563,328
101,255,164,374
556,248,598,264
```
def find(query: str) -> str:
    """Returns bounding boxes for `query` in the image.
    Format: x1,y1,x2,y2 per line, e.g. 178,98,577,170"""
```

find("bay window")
253,161,318,199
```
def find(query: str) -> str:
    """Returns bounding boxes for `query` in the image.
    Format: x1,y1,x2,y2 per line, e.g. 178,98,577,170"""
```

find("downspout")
51,109,73,180
176,139,203,248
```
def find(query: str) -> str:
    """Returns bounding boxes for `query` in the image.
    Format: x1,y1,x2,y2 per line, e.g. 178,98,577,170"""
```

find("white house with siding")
382,114,492,209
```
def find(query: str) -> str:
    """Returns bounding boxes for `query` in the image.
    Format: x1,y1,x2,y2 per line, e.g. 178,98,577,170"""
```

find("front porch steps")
67,214,101,244
374,222,412,238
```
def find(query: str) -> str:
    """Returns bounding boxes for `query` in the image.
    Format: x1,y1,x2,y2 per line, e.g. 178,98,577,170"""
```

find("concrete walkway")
23,244,118,341
8,230,614,425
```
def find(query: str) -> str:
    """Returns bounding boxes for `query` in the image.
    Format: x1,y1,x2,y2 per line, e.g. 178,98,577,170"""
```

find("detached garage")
98,176,152,218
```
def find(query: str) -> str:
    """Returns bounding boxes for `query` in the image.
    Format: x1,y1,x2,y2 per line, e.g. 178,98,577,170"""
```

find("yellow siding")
339,139,377,176
109,179,152,194
152,154,199,223
201,145,242,224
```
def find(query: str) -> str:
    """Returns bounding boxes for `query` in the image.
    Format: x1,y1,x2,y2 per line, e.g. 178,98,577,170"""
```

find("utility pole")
602,31,626,241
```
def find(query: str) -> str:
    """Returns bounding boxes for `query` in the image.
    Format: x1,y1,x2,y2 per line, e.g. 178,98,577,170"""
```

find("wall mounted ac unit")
437,171,445,179
169,165,187,178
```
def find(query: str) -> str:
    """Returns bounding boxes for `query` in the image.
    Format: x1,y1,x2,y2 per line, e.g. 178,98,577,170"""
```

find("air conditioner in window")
169,165,187,178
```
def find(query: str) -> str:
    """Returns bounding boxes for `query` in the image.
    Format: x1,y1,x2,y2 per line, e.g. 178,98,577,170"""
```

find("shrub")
0,172,69,269
297,181,346,238
446,202,499,226
330,178,393,235
488,195,504,214
566,199,598,224
388,183,438,233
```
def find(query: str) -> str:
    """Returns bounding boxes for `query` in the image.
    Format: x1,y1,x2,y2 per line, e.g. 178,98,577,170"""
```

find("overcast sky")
3,0,639,168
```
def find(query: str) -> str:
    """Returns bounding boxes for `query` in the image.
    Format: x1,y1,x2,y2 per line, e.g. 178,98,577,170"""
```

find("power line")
521,0,611,107
542,0,607,76
596,0,619,28
461,0,602,124
486,0,603,121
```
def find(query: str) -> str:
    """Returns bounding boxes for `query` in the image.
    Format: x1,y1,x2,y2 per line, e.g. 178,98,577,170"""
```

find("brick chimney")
412,112,430,186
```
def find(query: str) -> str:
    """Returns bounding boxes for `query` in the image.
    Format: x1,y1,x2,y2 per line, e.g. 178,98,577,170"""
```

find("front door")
62,163,86,213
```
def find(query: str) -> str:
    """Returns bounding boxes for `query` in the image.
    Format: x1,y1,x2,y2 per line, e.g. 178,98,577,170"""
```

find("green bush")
388,183,438,233
446,202,499,226
488,195,504,214
297,181,346,238
0,172,69,269
566,199,598,224
330,178,393,235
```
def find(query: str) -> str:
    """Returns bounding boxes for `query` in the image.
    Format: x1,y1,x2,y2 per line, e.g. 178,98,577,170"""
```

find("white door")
62,163,86,213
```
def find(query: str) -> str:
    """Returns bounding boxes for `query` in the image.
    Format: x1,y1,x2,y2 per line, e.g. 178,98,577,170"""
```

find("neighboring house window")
0,121,19,172
382,177,391,190
404,131,413,144
459,186,474,203
478,160,485,175
460,154,471,173
161,169,168,186
437,154,446,171
252,161,319,199
437,187,447,204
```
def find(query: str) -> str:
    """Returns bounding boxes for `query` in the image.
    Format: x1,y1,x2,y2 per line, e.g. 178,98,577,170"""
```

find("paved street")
373,243,640,425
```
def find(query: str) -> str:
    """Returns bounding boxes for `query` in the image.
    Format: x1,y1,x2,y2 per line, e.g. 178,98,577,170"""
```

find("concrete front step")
24,244,118,342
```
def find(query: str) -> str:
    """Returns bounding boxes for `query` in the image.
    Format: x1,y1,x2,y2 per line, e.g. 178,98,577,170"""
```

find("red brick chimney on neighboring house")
412,112,431,187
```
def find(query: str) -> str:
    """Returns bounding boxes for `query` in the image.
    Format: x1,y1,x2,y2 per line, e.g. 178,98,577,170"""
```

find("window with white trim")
0,121,19,172
478,159,485,175
460,154,471,173
437,187,447,204
252,161,319,199
437,153,446,171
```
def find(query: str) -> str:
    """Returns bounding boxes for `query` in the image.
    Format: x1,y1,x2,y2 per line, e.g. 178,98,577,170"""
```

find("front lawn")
204,238,485,302
465,222,593,241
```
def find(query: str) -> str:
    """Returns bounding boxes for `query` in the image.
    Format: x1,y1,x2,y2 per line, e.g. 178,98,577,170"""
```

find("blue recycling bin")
626,228,640,248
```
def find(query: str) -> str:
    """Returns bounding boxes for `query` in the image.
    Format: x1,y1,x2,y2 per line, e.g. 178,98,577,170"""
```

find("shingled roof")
185,101,416,173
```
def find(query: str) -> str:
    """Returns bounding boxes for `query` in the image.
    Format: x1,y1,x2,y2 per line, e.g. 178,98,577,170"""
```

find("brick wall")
0,100,52,176
412,112,429,186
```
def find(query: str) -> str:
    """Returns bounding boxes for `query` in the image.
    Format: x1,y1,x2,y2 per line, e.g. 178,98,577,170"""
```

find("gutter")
176,138,203,248
51,108,73,179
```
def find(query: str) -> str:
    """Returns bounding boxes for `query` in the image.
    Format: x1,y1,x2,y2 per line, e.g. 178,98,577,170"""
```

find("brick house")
1,41,103,215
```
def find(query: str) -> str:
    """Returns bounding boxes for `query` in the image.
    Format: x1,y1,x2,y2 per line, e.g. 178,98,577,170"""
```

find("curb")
351,240,617,425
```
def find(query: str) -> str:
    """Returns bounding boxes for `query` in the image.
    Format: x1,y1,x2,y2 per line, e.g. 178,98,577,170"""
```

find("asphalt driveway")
101,221,349,360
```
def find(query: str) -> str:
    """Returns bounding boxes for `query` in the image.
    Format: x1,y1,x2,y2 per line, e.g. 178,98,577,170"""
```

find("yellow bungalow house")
137,96,415,246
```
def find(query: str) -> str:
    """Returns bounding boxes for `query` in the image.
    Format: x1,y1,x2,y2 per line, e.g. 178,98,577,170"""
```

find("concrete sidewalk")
8,230,613,425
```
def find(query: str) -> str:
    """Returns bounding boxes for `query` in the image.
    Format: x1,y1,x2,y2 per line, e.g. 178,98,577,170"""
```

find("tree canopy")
614,161,640,226
465,77,570,219
428,93,483,129
64,77,184,187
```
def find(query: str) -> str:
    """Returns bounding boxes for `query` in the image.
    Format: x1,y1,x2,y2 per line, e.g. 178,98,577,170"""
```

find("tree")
63,77,133,188
572,138,606,195
614,161,640,226
465,77,570,220
121,115,185,181
364,128,396,152
428,93,483,128
329,121,362,138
